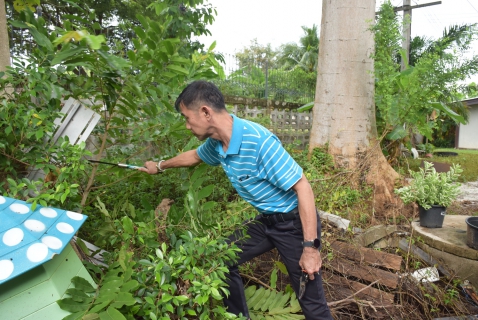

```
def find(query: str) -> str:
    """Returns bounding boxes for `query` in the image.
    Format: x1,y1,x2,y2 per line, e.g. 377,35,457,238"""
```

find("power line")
465,0,478,14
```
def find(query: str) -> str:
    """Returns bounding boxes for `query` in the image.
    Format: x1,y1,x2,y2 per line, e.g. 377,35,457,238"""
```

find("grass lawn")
405,148,478,182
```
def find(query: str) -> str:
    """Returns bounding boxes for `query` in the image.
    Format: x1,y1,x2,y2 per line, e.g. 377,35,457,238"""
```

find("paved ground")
457,181,478,203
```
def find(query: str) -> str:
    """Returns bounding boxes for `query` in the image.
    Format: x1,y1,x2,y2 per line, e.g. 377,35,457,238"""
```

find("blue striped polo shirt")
197,114,303,214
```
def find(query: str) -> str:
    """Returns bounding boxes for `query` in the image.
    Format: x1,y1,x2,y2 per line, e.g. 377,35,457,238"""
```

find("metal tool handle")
117,163,142,170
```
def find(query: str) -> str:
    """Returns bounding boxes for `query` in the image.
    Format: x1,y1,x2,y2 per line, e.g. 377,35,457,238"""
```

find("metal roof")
0,196,87,285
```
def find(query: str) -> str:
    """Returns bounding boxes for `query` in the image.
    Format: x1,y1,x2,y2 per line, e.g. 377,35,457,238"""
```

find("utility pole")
392,1,442,70
1,0,11,72
401,0,412,70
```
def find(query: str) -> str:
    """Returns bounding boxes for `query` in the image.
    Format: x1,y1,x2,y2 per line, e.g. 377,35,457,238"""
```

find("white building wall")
458,106,478,149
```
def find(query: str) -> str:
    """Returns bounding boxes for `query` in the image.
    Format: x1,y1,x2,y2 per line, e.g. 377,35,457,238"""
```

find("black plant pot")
418,205,446,228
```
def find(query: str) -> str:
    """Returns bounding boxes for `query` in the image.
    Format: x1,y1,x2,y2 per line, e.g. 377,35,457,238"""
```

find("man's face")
179,103,210,141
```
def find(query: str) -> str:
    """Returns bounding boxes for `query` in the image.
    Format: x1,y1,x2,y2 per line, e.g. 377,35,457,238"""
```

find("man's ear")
200,106,211,118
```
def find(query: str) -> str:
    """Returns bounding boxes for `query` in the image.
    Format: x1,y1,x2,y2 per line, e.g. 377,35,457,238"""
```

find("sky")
196,0,478,82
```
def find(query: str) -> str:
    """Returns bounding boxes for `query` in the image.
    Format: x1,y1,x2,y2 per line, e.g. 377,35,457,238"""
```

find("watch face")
313,238,320,248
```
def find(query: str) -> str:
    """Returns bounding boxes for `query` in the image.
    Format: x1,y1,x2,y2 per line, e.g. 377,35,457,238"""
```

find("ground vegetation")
2,0,478,318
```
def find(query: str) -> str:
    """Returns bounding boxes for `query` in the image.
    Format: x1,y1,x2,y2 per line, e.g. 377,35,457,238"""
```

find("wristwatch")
302,238,320,250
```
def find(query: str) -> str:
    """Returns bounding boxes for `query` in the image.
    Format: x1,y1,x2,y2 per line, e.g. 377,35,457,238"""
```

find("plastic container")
419,205,446,228
466,216,478,250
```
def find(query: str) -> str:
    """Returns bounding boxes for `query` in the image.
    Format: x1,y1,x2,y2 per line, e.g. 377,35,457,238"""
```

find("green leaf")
270,269,278,289
110,292,137,308
51,47,87,66
28,26,53,51
208,41,217,51
269,291,291,311
430,101,465,124
136,14,149,29
75,238,90,256
133,26,146,39
274,261,288,275
57,298,90,313
262,289,278,312
167,64,189,75
246,287,266,310
99,306,127,320
156,248,163,259
12,0,39,12
9,20,29,28
122,216,134,235
85,34,106,50
289,294,302,313
386,126,407,141
99,280,123,292
89,301,111,314
245,285,257,300
72,276,96,293
65,288,90,302
82,314,100,320
120,280,139,292
297,102,314,112
210,287,221,300
162,40,174,55
201,201,216,211
144,39,156,50
252,288,270,310
197,185,214,200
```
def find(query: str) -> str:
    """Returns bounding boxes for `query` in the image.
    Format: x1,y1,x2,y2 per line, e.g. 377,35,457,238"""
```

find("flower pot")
419,205,446,228
466,217,478,250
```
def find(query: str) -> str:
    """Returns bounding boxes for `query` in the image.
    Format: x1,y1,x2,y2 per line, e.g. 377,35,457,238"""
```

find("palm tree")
277,24,319,73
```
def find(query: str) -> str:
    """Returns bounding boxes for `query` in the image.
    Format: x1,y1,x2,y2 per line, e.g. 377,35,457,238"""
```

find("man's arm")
139,149,203,175
292,173,322,280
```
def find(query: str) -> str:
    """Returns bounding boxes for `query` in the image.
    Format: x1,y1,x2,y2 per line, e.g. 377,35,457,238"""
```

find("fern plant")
245,285,305,319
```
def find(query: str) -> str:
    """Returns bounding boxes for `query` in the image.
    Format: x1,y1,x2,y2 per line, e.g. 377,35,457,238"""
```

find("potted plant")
395,161,462,228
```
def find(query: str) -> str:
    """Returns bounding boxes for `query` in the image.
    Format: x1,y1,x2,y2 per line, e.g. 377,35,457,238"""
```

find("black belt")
259,207,299,226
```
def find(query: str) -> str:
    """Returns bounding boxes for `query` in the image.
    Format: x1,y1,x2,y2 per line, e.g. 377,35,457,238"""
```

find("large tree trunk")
0,0,11,72
310,0,400,215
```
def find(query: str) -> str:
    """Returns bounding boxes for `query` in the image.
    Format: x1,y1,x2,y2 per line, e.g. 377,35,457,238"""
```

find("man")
139,80,332,319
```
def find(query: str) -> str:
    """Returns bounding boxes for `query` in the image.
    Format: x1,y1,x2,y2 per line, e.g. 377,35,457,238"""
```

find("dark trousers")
224,211,333,319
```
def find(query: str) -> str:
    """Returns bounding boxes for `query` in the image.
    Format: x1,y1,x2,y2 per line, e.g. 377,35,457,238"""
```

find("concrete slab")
412,215,478,285
354,224,398,247
412,215,478,260
416,241,478,286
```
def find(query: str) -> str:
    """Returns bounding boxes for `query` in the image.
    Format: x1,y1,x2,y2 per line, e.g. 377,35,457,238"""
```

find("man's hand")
299,247,322,281
138,161,160,175
137,150,203,175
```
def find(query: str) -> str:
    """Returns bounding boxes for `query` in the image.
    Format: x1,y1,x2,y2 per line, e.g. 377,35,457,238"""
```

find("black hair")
174,80,226,112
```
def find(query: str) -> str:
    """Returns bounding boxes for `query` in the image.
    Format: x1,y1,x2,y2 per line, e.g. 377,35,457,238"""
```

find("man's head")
174,80,226,113
174,81,227,141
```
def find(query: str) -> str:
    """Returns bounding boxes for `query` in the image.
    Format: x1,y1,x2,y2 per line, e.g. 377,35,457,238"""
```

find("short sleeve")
197,138,221,166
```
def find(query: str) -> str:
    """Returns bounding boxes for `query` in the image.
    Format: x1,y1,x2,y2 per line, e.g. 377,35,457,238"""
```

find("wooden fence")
225,96,313,149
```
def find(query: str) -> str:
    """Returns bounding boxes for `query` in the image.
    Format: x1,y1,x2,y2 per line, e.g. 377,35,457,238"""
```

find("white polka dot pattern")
67,211,83,221
3,228,24,246
24,220,46,232
56,222,74,234
0,260,14,280
40,208,57,218
26,243,49,262
9,203,30,214
0,197,87,285
42,236,63,250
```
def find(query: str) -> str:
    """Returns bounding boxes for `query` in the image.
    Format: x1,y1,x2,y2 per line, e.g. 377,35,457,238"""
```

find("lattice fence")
225,96,313,149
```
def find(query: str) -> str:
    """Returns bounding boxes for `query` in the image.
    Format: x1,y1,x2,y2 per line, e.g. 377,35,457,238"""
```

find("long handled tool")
88,159,143,170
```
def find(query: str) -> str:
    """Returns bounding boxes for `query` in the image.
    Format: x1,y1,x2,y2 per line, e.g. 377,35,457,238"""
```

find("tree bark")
310,0,400,214
0,0,11,72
